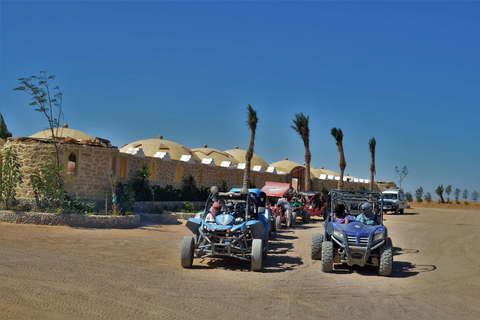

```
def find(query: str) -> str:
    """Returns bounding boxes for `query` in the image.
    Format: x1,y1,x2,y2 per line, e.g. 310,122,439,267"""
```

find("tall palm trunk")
338,141,346,190
369,137,376,190
331,128,346,190
291,113,311,191
243,105,258,188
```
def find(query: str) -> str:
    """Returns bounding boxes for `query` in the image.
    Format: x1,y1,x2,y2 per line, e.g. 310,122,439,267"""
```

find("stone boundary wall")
133,201,205,213
0,210,141,229
5,139,389,203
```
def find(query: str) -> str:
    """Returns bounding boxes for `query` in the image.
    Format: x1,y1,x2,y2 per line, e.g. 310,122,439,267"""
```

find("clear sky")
1,1,479,200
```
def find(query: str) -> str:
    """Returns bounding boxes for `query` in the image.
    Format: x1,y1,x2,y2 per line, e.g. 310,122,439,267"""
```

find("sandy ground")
1,206,480,320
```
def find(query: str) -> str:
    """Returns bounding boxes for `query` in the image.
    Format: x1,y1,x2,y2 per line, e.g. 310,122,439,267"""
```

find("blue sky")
1,1,479,199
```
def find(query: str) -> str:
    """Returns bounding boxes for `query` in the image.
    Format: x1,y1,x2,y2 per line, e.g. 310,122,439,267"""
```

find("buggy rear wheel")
311,233,323,260
303,211,311,223
251,239,263,272
291,211,297,226
275,215,282,230
271,218,277,233
379,238,393,276
321,241,334,272
181,236,195,268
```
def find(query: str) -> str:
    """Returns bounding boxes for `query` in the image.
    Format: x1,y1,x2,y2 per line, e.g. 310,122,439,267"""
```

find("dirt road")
1,207,479,320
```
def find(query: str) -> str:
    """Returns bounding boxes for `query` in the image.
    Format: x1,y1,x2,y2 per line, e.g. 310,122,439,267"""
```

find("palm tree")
331,127,346,190
291,112,311,191
243,104,258,188
369,137,376,190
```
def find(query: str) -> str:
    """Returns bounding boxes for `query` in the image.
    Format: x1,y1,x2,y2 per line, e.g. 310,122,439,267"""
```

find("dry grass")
409,200,480,210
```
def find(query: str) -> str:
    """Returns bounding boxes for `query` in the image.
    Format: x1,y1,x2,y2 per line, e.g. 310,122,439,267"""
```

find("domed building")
224,147,269,171
119,135,200,162
30,126,94,141
269,158,315,191
192,145,239,168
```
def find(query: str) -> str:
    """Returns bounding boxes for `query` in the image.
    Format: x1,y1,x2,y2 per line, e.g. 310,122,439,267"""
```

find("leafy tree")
30,162,66,212
406,191,413,202
415,186,424,203
445,185,452,203
454,187,461,204
395,165,409,189
463,189,469,204
131,164,152,201
472,191,479,204
331,127,346,190
0,113,12,139
1,146,23,209
424,192,432,204
291,112,311,191
435,184,445,203
369,137,376,190
181,175,199,200
243,105,258,189
14,71,64,167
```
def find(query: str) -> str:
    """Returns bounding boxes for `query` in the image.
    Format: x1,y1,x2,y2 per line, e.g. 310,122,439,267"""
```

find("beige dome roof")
224,147,269,170
269,159,304,174
30,128,94,141
310,166,340,178
120,137,201,162
192,146,239,166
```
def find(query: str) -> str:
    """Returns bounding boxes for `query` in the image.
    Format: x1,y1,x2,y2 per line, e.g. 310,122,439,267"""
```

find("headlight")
374,232,384,241
333,229,343,238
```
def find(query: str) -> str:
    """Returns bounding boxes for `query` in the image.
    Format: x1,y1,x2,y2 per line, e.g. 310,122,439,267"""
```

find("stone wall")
5,139,386,203
0,210,140,228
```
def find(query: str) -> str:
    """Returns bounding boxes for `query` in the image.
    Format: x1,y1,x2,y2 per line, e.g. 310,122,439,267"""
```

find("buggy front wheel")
251,239,263,272
181,236,195,268
379,238,393,276
321,241,334,272
275,215,282,230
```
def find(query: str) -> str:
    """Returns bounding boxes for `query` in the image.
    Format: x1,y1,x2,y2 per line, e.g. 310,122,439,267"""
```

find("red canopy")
261,182,291,197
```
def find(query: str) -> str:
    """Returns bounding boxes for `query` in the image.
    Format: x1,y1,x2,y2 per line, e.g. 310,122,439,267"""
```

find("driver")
205,201,222,223
355,202,381,225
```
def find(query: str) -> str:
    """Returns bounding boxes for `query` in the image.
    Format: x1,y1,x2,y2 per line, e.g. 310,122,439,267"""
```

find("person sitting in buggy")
355,202,382,226
333,203,347,223
205,201,222,223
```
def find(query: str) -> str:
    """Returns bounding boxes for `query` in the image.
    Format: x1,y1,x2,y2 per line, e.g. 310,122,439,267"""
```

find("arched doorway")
291,166,306,191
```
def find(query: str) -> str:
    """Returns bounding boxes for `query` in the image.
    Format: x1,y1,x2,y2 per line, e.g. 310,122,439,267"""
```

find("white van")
381,187,408,214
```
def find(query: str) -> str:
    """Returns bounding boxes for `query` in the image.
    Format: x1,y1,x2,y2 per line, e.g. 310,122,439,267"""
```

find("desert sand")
1,205,479,320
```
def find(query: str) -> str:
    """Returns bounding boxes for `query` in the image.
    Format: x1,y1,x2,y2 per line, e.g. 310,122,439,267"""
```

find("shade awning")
261,182,291,197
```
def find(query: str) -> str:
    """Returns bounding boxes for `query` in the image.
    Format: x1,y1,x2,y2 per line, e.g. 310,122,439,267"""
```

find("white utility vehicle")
381,187,407,214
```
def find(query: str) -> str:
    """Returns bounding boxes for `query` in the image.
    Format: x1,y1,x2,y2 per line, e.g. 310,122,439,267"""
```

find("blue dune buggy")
181,186,271,272
311,189,393,276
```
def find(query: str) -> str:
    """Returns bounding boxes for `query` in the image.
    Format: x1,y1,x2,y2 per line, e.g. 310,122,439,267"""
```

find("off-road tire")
321,241,334,272
379,238,393,276
311,233,323,260
181,236,194,268
399,208,404,214
271,218,277,233
251,239,263,271
275,215,282,230
286,211,292,228
303,211,311,223
291,211,297,226
394,206,399,215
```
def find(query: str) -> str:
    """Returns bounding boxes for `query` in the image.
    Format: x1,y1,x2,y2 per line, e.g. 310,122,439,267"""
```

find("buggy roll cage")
328,189,384,222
